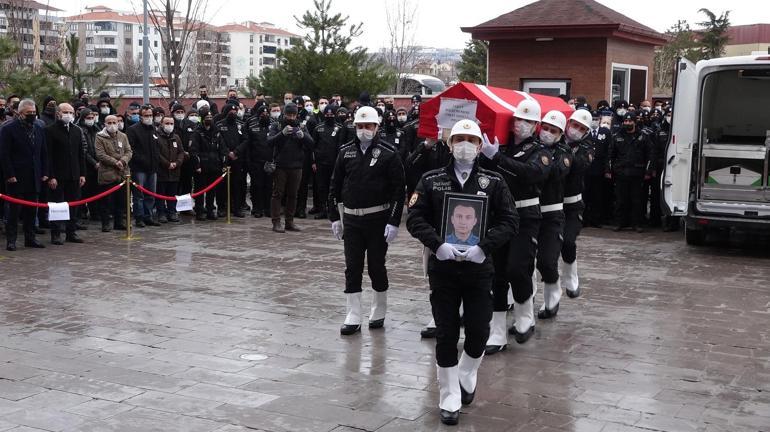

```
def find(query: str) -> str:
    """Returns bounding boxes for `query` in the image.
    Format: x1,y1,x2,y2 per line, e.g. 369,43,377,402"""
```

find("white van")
663,54,770,245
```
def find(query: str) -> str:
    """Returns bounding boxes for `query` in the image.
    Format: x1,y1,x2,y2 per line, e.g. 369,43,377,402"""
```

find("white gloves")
480,133,500,159
384,224,399,243
461,245,486,264
331,220,342,240
435,243,462,261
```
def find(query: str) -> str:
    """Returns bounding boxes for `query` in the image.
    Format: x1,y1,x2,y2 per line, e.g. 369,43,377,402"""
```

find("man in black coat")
0,99,49,250
45,103,86,245
241,105,274,218
311,105,343,220
126,105,161,227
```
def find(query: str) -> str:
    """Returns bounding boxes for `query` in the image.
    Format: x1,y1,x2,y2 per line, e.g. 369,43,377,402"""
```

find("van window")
701,68,770,145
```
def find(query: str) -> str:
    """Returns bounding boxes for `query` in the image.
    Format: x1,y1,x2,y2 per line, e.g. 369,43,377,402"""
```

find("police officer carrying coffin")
328,106,405,335
479,99,551,353
407,119,518,426
560,110,595,299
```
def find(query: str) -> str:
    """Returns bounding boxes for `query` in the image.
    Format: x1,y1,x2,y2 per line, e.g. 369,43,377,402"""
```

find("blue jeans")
132,171,157,221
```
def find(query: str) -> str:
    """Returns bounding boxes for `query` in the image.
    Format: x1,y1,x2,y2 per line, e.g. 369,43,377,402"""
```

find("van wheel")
685,226,706,246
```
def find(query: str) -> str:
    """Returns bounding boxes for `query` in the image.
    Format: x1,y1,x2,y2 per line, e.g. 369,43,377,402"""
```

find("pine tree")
457,40,488,84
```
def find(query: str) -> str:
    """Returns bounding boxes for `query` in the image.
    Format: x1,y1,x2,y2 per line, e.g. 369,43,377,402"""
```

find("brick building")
725,24,770,56
461,0,667,106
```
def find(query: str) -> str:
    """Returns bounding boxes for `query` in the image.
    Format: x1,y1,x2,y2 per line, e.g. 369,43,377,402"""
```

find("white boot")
538,280,562,319
486,311,507,347
512,296,535,343
458,351,483,405
507,288,514,308
561,260,580,297
369,291,387,328
437,365,461,412
426,317,436,328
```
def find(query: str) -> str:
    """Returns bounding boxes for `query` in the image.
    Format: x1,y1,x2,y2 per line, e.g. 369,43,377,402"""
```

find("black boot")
440,409,459,425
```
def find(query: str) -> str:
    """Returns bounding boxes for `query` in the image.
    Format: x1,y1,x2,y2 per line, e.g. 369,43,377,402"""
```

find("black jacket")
0,118,49,193
243,116,273,169
607,128,654,178
407,160,518,273
406,139,451,192
312,121,343,166
190,124,225,174
126,122,160,174
328,136,406,227
78,121,100,173
378,125,408,161
653,121,670,173
540,141,572,207
45,120,86,182
215,118,246,168
587,126,611,177
563,137,594,199
267,120,314,169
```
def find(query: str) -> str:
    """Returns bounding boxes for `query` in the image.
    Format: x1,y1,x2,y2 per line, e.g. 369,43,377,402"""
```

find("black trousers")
100,182,127,227
615,175,643,228
315,163,333,215
430,268,493,367
645,173,662,225
562,202,584,264
296,154,314,214
156,181,179,217
83,168,100,220
227,163,245,214
536,210,565,284
248,165,272,214
49,180,81,237
194,172,224,214
178,162,194,196
492,217,540,309
343,212,389,293
5,185,37,243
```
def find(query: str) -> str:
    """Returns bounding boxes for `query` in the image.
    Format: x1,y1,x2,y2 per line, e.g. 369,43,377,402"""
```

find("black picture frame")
440,192,488,252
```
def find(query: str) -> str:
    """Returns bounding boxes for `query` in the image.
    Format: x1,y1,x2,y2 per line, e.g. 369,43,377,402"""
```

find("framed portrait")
440,193,488,252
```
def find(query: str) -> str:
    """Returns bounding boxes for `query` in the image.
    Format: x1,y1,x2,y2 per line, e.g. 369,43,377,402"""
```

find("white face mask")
514,119,535,140
376,105,385,111
357,128,375,143
100,107,110,115
141,117,153,126
665,116,672,124
304,104,313,111
270,111,281,119
616,108,627,117
318,103,328,111
452,140,479,164
284,99,292,105
642,106,651,113
174,113,185,121
397,115,407,123
84,118,95,127
539,129,560,146
566,126,586,142
60,113,74,124
154,116,163,124
106,124,118,134
117,122,124,130
188,116,200,124
162,124,174,134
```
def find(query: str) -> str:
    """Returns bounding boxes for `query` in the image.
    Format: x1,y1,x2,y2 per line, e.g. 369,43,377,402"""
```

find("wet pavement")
0,214,769,432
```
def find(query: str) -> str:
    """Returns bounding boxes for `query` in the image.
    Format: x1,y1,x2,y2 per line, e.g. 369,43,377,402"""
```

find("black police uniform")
296,115,318,217
215,116,247,217
175,118,196,197
311,119,343,218
328,136,405,294
242,113,273,217
190,123,226,218
406,139,452,191
407,161,518,367
607,120,654,230
648,119,670,227
561,135,594,295
583,125,611,226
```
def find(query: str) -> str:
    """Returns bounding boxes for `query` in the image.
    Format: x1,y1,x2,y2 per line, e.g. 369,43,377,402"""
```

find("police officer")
378,110,408,162
479,99,551,352
606,112,654,232
190,108,226,221
328,106,405,335
216,103,247,218
658,108,679,232
311,105,342,220
407,119,518,426
647,108,669,229
583,109,611,228
611,100,629,134
560,110,595,298
534,110,572,319
243,105,273,218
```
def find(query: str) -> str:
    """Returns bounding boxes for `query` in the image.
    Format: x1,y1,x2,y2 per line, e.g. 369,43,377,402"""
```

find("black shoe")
484,344,507,355
635,226,644,233
207,212,218,220
101,223,112,233
566,287,581,299
168,215,180,223
196,213,207,221
242,204,251,212
420,326,436,339
75,223,88,230
217,211,226,218
369,319,384,329
158,215,168,224
313,212,328,220
24,239,45,248
440,409,459,426
295,210,307,219
537,303,559,320
66,234,84,244
145,219,160,227
251,211,263,218
233,211,246,218
509,325,535,344
460,384,475,405
51,235,64,246
308,206,319,215
285,222,302,232
340,324,361,335
272,221,285,233
135,220,146,228
33,227,45,235
6,242,16,251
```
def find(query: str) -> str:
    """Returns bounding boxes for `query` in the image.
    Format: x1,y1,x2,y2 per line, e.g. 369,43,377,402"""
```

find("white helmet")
196,100,210,110
514,99,541,122
449,119,482,141
542,110,567,131
353,106,380,124
569,109,592,129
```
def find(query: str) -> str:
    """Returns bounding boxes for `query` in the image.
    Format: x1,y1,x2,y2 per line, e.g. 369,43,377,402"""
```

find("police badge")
477,176,490,190
372,148,381,159
541,155,551,166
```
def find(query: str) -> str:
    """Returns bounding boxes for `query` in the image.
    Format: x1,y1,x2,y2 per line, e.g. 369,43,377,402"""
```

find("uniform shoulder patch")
408,192,419,208
477,175,490,190
541,155,551,166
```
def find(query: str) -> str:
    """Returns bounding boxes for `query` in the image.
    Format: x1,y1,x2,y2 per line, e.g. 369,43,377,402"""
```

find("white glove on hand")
295,129,304,139
461,245,486,264
435,243,462,261
331,220,343,240
480,133,500,159
384,224,399,243
282,125,293,136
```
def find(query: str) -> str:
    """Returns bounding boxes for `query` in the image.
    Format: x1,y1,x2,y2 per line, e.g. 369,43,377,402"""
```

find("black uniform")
406,139,451,195
175,119,196,197
296,115,318,217
311,119,343,217
535,141,572,284
378,121,408,163
407,162,518,366
215,116,246,216
480,136,551,307
79,119,101,221
329,136,405,294
242,114,273,216
606,127,654,229
583,126,612,226
45,120,87,240
190,123,226,217
562,137,594,264
647,120,670,227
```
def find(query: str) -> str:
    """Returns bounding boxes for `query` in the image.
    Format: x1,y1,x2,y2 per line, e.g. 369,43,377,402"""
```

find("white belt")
344,203,390,216
515,198,539,209
540,203,564,213
564,194,582,204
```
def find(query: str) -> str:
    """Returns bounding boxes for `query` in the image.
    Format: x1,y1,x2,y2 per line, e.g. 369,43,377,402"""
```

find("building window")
262,45,276,55
259,34,263,43
521,79,570,97
250,58,253,66
86,23,93,31
611,63,648,103
124,23,132,32
249,46,253,54
86,50,94,57
104,37,115,45
86,37,94,44
138,39,142,46
284,39,288,46
154,66,158,73
154,53,158,60
249,34,254,43
125,38,132,45
69,23,78,31
154,40,158,47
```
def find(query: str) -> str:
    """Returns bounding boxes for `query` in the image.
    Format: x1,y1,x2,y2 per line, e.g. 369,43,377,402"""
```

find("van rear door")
662,58,698,216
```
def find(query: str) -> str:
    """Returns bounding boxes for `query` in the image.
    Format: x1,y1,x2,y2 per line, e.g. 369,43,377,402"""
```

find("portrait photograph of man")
441,194,487,252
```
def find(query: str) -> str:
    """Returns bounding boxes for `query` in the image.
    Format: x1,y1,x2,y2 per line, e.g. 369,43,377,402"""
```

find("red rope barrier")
0,181,126,208
131,173,225,200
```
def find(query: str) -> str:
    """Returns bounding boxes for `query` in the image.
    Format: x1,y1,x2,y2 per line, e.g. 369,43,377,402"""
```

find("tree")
43,34,108,98
456,40,488,84
697,8,731,60
258,0,393,101
112,52,143,84
384,0,419,93
0,37,68,104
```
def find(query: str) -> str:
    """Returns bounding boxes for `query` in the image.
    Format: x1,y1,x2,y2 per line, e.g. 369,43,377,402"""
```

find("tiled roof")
727,24,770,45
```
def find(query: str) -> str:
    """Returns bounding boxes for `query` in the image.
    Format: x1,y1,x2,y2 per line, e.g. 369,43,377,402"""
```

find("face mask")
100,107,110,115
590,120,600,130
357,128,375,142
141,117,153,126
200,93,208,99
23,114,36,124
174,113,185,121
162,124,174,134
284,99,292,105
337,115,347,123
624,124,635,132
452,140,478,164
319,103,328,111
642,107,651,113
270,111,281,119
84,118,96,127
616,108,627,117
106,124,118,134
188,116,200,124
539,130,559,146
60,114,74,124
118,122,124,130
566,126,586,142
325,116,335,124
664,116,672,124
237,110,245,119
376,105,385,112
514,119,535,140
397,115,407,123
130,114,140,123
154,116,163,125
305,104,313,112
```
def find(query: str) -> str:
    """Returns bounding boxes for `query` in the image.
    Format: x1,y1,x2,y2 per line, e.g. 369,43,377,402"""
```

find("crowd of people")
0,85,678,425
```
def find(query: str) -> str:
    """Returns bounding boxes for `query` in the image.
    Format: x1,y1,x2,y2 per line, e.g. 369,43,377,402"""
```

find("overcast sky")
48,0,769,50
